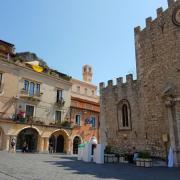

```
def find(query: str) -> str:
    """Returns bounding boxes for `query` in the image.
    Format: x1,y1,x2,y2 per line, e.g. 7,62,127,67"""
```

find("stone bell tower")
82,65,93,82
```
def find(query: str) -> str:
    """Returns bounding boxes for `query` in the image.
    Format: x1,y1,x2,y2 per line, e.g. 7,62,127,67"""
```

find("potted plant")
60,120,72,128
136,151,152,167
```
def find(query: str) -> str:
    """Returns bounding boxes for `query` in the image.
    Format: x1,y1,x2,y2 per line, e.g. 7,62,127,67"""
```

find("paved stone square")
0,151,180,180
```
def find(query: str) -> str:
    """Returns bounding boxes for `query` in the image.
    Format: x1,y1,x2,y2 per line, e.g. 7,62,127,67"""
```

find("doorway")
73,136,81,154
56,135,64,153
16,128,38,152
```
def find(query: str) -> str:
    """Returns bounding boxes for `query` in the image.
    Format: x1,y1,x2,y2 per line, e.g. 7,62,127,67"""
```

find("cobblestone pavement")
0,151,180,180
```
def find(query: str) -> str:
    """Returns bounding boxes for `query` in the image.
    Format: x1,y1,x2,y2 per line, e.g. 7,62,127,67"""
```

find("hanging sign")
85,118,93,124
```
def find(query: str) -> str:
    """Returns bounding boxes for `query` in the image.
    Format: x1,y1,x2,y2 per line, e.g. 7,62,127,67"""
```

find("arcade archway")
16,128,38,152
49,129,69,153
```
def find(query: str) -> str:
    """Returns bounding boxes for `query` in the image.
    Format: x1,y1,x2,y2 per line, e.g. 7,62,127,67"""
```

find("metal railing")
20,89,43,98
56,97,65,106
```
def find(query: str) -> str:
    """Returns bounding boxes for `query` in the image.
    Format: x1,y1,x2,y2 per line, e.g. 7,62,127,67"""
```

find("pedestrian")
49,142,53,154
10,138,16,153
22,141,27,153
132,147,138,163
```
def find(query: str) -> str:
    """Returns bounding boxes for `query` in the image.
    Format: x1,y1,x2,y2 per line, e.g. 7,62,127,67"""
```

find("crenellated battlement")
134,26,141,34
108,80,113,87
135,0,180,81
126,74,133,83
134,0,180,36
168,0,176,7
116,77,123,86
134,12,161,35
146,17,152,29
99,74,136,92
156,7,163,16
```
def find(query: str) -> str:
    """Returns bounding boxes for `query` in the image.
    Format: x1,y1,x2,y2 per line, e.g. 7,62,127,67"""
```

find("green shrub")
104,145,113,154
60,121,71,127
138,151,150,159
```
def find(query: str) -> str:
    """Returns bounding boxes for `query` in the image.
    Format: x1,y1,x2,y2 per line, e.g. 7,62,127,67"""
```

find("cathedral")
99,0,180,166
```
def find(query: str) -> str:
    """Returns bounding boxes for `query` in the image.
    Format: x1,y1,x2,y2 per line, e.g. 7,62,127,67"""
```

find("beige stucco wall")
71,78,99,103
0,59,72,125
0,62,19,119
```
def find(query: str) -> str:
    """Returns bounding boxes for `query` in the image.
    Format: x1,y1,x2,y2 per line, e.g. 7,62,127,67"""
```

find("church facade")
99,0,180,166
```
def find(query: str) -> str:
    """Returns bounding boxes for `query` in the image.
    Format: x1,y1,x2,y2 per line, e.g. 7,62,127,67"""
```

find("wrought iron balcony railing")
56,97,65,107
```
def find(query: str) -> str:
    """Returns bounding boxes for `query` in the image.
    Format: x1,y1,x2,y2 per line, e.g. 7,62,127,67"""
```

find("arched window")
122,104,128,127
117,100,131,130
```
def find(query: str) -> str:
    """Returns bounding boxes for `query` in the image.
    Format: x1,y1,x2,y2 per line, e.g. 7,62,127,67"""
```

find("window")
36,83,40,95
26,105,34,119
57,89,64,102
23,80,40,96
24,80,29,91
29,82,35,96
91,117,96,128
55,111,61,123
75,115,81,125
0,73,2,90
122,104,129,127
92,90,94,96
117,100,131,130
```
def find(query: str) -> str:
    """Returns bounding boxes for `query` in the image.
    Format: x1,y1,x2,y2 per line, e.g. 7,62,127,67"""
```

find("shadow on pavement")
44,155,180,180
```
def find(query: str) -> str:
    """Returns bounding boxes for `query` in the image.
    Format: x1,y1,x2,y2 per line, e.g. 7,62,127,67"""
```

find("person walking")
10,138,16,153
132,147,138,163
22,141,27,153
49,142,54,154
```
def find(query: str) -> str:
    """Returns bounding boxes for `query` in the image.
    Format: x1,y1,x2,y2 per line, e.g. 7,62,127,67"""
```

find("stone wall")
100,75,144,153
100,0,180,165
135,0,180,157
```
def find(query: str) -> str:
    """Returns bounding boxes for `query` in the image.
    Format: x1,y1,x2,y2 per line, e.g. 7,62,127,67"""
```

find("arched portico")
49,129,69,153
16,127,39,152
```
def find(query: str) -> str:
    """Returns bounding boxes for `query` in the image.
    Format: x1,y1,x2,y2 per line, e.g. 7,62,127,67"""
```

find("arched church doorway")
16,128,38,152
56,135,64,153
73,136,81,154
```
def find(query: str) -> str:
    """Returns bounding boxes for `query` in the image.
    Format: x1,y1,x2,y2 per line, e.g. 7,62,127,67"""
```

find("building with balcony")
0,40,100,155
0,40,73,153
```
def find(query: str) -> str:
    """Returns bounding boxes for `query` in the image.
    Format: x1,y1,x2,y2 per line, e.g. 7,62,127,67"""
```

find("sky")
0,0,168,86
